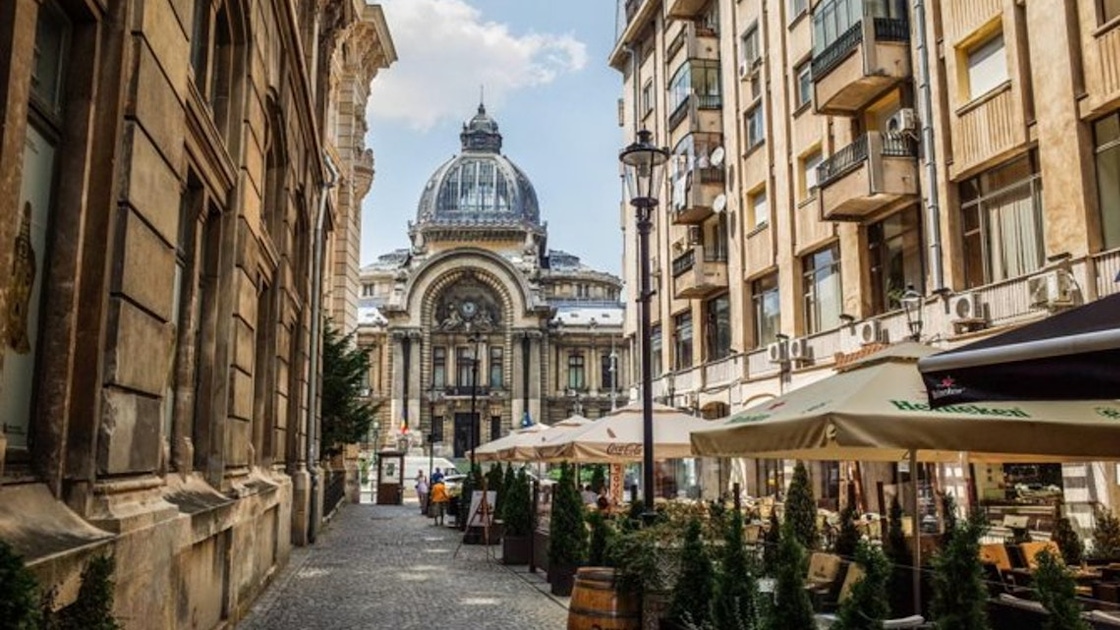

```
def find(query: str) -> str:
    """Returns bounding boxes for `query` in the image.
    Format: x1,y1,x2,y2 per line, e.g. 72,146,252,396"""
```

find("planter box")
549,564,577,596
502,534,531,565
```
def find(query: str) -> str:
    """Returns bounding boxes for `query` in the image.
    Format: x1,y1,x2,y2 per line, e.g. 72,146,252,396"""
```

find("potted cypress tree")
1034,550,1090,630
1090,507,1120,560
712,508,758,630
587,510,613,567
930,511,990,630
834,504,861,558
501,467,533,565
786,461,819,550
667,517,715,629
548,462,587,596
1052,516,1084,567
766,522,815,630
833,542,891,630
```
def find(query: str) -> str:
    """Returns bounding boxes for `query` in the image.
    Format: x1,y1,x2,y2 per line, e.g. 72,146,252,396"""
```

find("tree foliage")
590,465,607,494
586,510,613,567
548,462,588,568
785,462,818,550
765,523,815,630
500,467,532,536
1091,507,1120,560
930,512,990,630
1033,550,1089,630
485,463,505,517
320,323,377,455
834,542,891,630
834,504,861,558
1052,516,1084,567
669,518,715,629
52,555,122,630
0,541,41,630
762,512,782,575
712,509,758,630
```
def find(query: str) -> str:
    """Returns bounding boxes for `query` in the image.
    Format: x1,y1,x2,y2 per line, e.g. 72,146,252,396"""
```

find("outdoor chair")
1020,540,1061,570
1086,610,1120,629
815,612,925,628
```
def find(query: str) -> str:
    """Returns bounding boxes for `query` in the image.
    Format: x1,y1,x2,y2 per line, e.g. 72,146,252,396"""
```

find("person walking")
429,478,450,526
415,470,429,515
430,467,444,484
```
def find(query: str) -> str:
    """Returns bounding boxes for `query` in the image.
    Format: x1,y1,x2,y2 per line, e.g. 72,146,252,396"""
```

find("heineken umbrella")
691,342,1120,464
537,402,716,463
473,422,550,463
499,414,593,461
917,292,1120,408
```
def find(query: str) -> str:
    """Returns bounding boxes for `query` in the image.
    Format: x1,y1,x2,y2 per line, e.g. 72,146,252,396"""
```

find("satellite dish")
712,194,727,213
710,146,725,168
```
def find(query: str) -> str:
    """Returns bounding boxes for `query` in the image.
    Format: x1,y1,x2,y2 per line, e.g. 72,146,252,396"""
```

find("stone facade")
0,0,394,626
612,0,1120,516
357,106,630,457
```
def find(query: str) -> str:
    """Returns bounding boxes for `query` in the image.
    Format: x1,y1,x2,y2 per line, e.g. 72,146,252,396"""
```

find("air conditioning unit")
738,60,749,79
887,108,918,134
1028,270,1074,309
788,337,812,362
766,340,788,364
949,292,985,323
857,320,884,345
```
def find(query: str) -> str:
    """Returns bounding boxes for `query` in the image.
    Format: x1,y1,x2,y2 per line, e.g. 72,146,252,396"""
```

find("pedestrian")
429,477,450,526
581,484,598,505
431,467,444,484
415,470,429,515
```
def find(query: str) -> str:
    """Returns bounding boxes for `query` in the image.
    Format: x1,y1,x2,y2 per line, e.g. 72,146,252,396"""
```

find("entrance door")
453,413,479,458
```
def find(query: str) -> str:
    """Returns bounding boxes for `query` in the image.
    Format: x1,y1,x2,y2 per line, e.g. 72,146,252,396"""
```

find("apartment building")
611,0,1120,514
0,0,394,626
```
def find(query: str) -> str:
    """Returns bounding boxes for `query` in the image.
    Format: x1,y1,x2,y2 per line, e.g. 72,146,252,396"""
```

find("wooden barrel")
567,567,641,630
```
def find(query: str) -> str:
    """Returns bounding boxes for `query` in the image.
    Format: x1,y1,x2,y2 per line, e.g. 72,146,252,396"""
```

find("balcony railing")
668,94,723,130
811,16,908,80
672,248,696,277
444,385,490,397
817,131,917,188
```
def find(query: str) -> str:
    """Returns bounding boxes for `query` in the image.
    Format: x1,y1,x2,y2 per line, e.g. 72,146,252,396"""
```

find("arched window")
190,0,244,145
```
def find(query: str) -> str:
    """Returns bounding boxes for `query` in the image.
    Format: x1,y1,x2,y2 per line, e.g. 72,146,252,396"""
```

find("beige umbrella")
537,402,716,463
690,341,1120,612
473,422,550,463
691,342,1120,463
501,415,593,461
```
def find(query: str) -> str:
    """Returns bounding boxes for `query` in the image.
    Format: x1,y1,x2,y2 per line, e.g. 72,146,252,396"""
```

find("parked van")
403,456,460,481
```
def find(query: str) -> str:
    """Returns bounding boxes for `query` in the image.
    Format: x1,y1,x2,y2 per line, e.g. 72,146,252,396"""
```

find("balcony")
671,245,729,299
811,7,910,115
443,385,490,398
669,163,725,225
816,131,919,221
668,0,714,20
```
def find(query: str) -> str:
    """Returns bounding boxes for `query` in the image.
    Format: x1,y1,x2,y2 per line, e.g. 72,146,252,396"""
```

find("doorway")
453,412,479,458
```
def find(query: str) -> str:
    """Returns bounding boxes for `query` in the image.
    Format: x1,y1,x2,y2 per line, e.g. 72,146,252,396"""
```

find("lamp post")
467,332,482,470
619,128,669,521
900,286,923,342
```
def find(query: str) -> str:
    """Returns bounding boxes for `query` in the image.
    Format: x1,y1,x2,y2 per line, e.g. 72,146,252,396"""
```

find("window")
361,284,374,297
1094,113,1120,250
641,79,654,117
789,0,808,20
800,150,822,200
704,294,732,361
803,244,843,333
868,207,924,314
748,187,769,230
1104,0,1120,23
709,212,730,261
752,274,781,347
601,352,615,394
960,152,1044,288
651,325,663,378
457,347,475,388
190,0,240,141
795,62,812,109
568,353,586,390
490,416,501,441
489,346,503,388
433,346,447,388
745,105,765,150
430,416,444,443
965,33,1007,100
741,23,760,70
673,311,693,369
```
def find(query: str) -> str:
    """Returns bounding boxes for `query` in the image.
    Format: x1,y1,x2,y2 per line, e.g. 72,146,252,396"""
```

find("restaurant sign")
890,400,1030,417
605,443,644,457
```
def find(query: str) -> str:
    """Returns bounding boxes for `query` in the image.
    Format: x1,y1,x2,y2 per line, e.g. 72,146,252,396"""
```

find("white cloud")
368,0,588,130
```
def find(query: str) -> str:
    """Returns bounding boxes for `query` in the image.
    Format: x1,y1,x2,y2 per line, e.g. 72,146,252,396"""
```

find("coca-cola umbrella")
473,421,551,463
535,402,715,463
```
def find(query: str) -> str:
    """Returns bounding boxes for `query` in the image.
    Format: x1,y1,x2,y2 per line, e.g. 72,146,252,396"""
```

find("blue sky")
362,0,625,275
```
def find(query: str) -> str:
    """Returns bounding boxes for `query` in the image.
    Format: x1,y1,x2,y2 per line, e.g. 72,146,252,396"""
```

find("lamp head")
619,129,669,209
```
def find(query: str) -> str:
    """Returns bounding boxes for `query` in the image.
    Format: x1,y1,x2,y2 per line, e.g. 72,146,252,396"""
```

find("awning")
917,293,1120,407
535,402,716,463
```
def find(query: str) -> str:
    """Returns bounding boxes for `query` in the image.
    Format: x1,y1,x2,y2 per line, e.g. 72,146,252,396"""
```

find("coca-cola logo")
605,443,643,456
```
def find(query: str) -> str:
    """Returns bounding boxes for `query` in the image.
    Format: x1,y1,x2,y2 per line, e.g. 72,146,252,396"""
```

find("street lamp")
467,332,482,470
900,286,923,342
619,128,669,521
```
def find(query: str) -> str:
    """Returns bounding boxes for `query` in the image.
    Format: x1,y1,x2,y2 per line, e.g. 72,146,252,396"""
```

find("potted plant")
834,504,860,558
765,522,815,630
929,511,990,630
711,508,758,630
833,541,891,630
548,462,587,596
785,461,818,550
501,467,533,565
667,517,714,629
1090,507,1120,561
587,510,614,567
1052,515,1084,567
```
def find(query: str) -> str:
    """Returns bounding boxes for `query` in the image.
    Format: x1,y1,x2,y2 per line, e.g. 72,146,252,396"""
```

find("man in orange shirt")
429,478,450,526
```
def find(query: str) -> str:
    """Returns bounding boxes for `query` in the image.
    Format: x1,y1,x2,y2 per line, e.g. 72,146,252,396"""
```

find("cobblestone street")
238,501,568,630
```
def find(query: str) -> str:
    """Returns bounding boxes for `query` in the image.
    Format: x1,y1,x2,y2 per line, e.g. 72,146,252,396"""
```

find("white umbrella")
473,422,551,462
501,414,594,461
537,402,716,463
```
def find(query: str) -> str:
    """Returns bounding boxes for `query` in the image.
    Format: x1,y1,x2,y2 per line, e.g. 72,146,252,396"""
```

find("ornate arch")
398,248,539,321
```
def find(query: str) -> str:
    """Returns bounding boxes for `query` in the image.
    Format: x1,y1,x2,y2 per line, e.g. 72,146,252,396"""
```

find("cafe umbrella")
917,292,1120,407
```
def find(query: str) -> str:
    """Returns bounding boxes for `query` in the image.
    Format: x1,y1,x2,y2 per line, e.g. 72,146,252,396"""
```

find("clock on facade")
460,300,477,319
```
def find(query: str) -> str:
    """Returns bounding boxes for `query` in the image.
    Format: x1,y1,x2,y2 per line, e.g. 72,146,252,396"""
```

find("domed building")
358,105,629,457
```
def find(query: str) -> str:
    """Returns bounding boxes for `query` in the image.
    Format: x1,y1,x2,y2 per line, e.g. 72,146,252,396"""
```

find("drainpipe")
913,0,945,292
307,152,339,543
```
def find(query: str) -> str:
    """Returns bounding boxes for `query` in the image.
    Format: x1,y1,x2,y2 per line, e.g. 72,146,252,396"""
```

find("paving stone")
238,502,569,629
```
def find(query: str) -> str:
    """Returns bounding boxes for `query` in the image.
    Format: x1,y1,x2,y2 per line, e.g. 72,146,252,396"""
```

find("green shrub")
51,555,122,630
548,462,587,568
0,540,42,630
785,462,818,550
761,512,781,576
501,468,532,537
930,512,990,630
1033,550,1089,630
586,510,614,567
668,518,715,629
834,542,891,630
712,509,758,630
764,523,814,630
834,504,860,558
485,463,505,516
1090,507,1120,560
1052,516,1083,567
590,465,607,494
605,527,663,594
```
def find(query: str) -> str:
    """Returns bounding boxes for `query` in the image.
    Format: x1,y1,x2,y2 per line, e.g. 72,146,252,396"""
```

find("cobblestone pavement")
238,501,568,630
